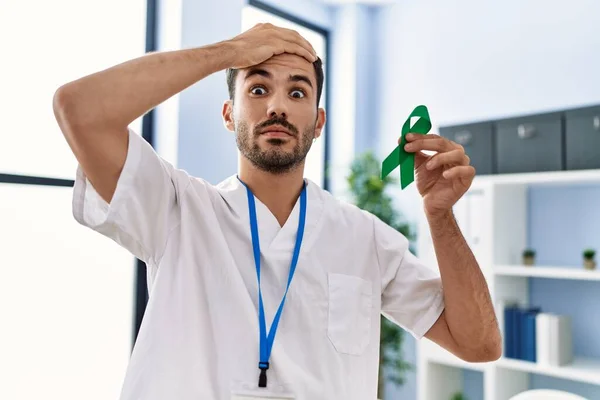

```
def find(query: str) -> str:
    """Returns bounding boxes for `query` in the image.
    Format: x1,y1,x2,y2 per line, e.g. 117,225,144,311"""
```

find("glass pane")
0,0,147,180
241,6,327,188
0,183,136,399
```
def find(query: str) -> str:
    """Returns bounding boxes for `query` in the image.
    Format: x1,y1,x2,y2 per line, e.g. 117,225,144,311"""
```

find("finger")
414,150,433,168
405,133,440,141
289,30,317,59
398,133,437,144
264,24,316,61
442,165,476,180
278,27,318,60
281,43,317,64
426,149,469,170
404,136,457,153
280,38,316,62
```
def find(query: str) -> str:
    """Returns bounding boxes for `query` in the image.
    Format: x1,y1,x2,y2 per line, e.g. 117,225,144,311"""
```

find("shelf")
497,356,600,385
474,169,600,186
417,141,600,399
495,265,600,281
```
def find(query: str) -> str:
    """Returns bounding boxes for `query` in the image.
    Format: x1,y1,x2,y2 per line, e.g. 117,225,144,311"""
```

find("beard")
235,117,315,174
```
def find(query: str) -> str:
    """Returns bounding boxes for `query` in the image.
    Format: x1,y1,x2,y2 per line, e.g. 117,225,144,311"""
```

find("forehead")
239,53,315,86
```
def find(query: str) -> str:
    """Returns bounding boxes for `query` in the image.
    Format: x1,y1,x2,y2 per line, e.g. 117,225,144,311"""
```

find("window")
0,0,147,180
0,0,150,398
241,2,329,189
0,183,135,399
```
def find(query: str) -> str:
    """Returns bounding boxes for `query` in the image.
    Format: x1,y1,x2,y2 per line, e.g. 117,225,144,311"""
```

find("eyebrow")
244,68,313,89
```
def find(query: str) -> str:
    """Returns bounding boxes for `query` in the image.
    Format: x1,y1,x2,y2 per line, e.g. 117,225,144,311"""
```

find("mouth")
260,125,293,138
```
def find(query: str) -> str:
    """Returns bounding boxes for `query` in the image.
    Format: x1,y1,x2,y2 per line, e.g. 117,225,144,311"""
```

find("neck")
238,159,306,227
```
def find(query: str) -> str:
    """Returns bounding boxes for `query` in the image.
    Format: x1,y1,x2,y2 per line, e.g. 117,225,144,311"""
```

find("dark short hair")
226,57,324,107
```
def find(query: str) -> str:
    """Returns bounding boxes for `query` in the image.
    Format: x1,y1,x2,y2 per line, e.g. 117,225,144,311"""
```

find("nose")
266,94,288,120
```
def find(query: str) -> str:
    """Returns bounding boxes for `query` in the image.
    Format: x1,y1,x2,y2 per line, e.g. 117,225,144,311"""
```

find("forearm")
54,40,236,130
427,209,501,359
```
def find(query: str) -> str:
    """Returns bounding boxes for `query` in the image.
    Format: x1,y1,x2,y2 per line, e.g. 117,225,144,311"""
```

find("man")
53,23,501,400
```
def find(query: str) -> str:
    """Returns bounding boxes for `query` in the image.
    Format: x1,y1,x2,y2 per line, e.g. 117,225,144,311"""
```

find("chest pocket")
326,272,373,355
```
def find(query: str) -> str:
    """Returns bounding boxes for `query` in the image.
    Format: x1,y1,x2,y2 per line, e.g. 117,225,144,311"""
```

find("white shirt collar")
216,175,326,253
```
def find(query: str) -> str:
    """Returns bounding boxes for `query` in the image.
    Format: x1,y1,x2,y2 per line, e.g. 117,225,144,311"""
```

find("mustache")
254,117,299,136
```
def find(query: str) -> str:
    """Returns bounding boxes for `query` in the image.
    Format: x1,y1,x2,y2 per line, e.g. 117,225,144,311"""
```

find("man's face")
223,53,326,174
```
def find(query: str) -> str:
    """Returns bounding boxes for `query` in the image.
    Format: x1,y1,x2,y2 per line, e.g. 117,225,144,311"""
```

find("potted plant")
347,151,413,400
451,392,467,400
583,248,596,270
522,248,535,266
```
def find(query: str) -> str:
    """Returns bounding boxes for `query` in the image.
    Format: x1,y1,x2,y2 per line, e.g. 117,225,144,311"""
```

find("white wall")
375,0,600,129
373,0,600,225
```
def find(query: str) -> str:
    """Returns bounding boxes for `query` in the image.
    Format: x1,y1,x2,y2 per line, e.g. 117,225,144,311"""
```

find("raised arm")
423,211,502,362
403,132,502,362
53,23,317,204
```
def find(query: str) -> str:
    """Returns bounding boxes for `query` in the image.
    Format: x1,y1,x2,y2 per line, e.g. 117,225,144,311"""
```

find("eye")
290,89,306,99
250,86,267,95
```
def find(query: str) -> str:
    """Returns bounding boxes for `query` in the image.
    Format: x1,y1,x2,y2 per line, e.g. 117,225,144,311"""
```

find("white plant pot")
523,256,535,266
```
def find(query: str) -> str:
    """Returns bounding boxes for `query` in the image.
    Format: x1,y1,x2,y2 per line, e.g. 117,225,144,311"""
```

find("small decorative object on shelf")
583,248,596,270
522,248,536,266
450,392,467,400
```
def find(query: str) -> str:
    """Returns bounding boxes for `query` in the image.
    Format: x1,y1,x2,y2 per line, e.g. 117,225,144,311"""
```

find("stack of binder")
499,301,573,366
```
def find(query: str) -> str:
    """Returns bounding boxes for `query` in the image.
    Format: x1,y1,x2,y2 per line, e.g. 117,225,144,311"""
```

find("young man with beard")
54,23,501,400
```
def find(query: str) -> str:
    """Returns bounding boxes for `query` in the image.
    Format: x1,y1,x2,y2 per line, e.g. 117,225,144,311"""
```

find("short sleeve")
374,215,445,339
72,127,191,265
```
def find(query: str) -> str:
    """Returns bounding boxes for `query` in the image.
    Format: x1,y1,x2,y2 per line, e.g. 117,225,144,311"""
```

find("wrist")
425,208,454,227
204,40,239,72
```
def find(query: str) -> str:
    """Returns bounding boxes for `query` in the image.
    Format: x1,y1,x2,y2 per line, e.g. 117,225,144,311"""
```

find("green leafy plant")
347,151,413,399
522,248,535,258
450,392,467,400
583,249,596,260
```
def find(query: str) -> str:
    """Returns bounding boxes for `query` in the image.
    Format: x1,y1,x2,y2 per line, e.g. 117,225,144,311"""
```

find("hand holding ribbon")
381,105,432,189
382,105,476,219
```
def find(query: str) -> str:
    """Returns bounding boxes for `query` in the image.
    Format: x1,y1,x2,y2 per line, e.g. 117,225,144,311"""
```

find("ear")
222,100,235,132
313,108,326,140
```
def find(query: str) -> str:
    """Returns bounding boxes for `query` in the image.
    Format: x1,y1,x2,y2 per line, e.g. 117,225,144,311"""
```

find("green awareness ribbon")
381,105,432,189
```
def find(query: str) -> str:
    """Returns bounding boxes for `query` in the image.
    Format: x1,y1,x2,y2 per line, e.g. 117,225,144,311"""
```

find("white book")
541,314,573,367
556,315,573,366
536,313,552,365
549,314,559,366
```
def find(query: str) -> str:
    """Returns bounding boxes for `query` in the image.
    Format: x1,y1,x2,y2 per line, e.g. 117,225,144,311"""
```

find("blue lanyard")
238,177,307,388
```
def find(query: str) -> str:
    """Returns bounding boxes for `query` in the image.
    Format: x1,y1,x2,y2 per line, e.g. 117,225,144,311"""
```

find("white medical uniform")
72,128,445,400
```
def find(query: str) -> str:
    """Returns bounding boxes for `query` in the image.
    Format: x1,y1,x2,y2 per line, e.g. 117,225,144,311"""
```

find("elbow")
53,82,102,135
53,84,74,118
473,342,502,362
53,84,83,134
457,324,503,363
460,337,502,363
53,83,122,135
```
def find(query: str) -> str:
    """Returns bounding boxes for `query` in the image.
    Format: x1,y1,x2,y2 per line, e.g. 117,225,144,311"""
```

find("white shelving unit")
494,265,600,281
416,168,600,400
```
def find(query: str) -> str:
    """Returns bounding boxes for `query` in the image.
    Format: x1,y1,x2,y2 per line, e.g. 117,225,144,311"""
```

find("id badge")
231,381,295,400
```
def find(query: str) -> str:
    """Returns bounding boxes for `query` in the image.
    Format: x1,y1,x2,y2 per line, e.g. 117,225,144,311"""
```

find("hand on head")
227,23,318,69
